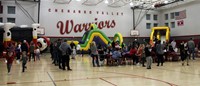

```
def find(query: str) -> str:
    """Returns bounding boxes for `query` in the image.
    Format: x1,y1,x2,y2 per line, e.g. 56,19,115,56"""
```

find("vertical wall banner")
177,20,184,26
40,0,133,37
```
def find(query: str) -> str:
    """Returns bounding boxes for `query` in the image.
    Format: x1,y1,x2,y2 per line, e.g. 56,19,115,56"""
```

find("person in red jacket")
129,46,138,65
136,44,145,66
6,43,15,75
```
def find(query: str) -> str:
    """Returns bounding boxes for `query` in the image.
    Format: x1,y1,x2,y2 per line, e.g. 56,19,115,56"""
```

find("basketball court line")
1,57,200,86
47,72,57,86
99,78,117,86
0,76,137,85
2,73,173,86
155,67,200,75
1,70,177,86
95,70,179,86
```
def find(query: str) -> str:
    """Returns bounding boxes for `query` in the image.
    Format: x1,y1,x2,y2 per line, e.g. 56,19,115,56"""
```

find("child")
22,51,27,72
15,43,21,64
6,43,15,74
76,44,81,56
6,51,14,74
71,47,76,59
81,49,84,57
35,47,40,60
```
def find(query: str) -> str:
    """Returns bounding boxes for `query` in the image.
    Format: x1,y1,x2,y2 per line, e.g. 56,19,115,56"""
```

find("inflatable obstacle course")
68,24,123,50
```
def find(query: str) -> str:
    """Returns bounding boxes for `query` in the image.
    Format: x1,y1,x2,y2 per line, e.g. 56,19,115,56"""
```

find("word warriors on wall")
57,18,116,35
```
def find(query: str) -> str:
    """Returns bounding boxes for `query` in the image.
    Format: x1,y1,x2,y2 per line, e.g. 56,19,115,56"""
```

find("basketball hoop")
130,30,139,36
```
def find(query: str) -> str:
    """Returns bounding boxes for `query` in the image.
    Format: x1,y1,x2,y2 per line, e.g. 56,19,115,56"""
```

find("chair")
99,54,105,66
168,52,180,61
124,53,133,65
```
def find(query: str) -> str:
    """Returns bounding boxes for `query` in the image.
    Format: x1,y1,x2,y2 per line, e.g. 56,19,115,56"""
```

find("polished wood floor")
0,53,200,86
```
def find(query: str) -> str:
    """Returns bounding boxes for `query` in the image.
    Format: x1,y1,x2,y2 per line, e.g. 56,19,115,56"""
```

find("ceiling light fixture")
130,2,133,6
164,0,169,4
105,0,108,4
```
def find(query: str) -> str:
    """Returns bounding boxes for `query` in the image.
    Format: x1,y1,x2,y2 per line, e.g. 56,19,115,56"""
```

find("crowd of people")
1,40,41,74
1,37,200,75
87,38,199,69
50,39,73,71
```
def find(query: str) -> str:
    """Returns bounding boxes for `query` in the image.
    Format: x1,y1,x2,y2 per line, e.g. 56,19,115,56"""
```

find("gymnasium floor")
0,53,200,86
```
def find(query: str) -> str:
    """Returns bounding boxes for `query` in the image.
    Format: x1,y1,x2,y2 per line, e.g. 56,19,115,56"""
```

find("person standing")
187,38,195,60
50,42,54,60
81,49,84,57
52,41,58,65
184,42,189,66
70,41,76,59
70,41,76,49
141,44,146,67
180,41,189,66
29,42,35,61
59,39,72,71
145,44,152,69
22,51,28,72
71,47,76,60
180,41,185,65
57,39,62,69
76,43,81,56
21,40,28,72
171,39,176,50
90,41,100,67
156,40,164,66
15,42,21,63
136,44,145,66
6,43,15,74
129,46,138,65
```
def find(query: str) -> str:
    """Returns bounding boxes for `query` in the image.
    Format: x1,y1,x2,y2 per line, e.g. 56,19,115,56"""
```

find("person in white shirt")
71,47,76,59
76,44,81,56
171,39,176,50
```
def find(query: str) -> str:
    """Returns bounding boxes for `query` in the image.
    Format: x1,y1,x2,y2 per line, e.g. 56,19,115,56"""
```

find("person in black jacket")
50,42,53,60
145,44,152,69
180,42,189,66
57,39,62,69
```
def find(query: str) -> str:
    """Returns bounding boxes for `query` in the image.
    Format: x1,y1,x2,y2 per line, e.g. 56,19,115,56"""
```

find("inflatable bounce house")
32,24,50,51
68,24,123,50
0,23,50,52
150,26,170,46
